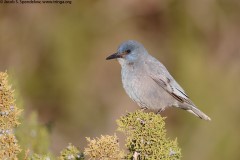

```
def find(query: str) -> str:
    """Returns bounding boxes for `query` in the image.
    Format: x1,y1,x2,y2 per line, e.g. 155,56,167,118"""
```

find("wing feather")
145,56,192,105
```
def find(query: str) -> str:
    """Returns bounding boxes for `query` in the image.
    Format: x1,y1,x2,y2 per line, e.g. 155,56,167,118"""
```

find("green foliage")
0,72,21,159
16,112,50,159
84,134,124,160
27,153,53,160
117,110,181,160
0,72,182,160
1,72,51,159
58,143,84,160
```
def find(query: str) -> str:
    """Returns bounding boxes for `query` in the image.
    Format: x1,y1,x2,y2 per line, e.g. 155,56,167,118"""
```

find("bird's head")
106,40,147,65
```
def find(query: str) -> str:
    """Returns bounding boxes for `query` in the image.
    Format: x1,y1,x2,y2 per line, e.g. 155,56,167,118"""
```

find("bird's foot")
140,107,148,112
157,108,165,114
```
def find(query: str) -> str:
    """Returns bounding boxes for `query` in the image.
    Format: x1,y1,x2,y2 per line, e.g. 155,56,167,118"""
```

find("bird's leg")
157,108,165,114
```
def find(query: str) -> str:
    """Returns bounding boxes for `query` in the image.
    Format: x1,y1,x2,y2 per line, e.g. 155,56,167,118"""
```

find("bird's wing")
145,56,194,105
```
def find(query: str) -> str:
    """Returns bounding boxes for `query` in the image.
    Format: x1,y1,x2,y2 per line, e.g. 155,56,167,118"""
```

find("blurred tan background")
0,0,240,159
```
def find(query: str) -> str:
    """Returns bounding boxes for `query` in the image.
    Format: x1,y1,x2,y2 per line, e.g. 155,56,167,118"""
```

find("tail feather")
179,104,211,121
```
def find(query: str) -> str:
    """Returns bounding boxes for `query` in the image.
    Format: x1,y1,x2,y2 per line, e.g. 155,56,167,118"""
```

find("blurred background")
0,0,240,159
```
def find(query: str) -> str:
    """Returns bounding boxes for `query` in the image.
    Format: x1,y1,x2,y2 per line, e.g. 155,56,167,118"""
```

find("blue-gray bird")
106,40,211,121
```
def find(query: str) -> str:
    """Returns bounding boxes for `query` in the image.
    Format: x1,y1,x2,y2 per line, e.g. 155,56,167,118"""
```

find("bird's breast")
121,66,151,108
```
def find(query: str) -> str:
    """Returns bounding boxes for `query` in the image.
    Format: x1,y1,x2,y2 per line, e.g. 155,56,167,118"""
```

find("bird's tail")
179,104,211,121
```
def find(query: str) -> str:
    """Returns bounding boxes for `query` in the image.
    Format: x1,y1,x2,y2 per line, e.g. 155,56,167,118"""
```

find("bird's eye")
126,50,131,53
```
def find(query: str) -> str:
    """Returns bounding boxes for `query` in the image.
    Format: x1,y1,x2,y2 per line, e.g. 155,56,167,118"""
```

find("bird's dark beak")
106,52,121,60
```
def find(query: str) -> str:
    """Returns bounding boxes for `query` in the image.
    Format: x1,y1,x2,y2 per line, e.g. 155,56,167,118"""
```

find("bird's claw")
157,108,165,114
140,107,148,112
